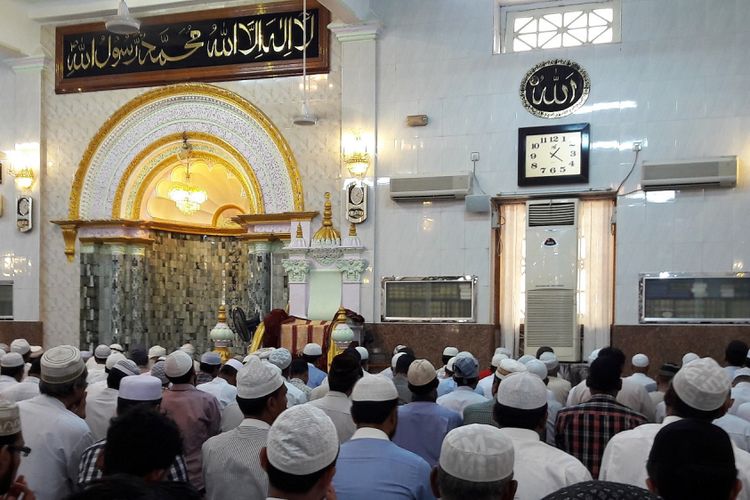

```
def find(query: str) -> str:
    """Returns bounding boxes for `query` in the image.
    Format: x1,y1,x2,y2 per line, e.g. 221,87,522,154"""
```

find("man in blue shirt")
302,343,327,388
393,359,461,467
333,375,434,499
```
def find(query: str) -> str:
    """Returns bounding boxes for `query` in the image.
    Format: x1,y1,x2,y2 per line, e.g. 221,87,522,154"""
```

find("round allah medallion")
520,59,590,119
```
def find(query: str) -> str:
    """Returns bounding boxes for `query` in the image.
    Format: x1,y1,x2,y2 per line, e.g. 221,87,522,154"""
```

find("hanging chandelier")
168,133,208,215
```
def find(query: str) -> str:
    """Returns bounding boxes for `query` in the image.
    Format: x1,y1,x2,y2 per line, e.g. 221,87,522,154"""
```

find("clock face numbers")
525,131,581,178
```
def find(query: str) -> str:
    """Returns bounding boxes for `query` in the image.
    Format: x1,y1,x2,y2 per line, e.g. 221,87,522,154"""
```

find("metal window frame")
381,275,478,323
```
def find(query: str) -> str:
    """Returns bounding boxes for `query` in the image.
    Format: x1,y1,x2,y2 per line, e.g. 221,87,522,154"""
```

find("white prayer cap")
0,352,24,368
29,345,43,358
267,404,339,475
269,348,292,370
355,346,369,361
10,339,30,356
439,424,514,482
491,353,508,368
497,371,548,409
200,352,221,366
165,350,194,378
180,343,196,356
41,345,85,384
672,357,731,411
302,343,323,356
734,367,750,381
148,345,167,358
0,343,8,352
525,359,548,380
237,356,284,399
0,349,5,359
352,374,398,402
393,344,407,355
109,343,124,353
496,358,527,380
588,348,601,365
455,351,474,360
495,347,512,357
391,351,406,369
0,400,21,437
94,344,111,359
225,359,243,372
632,353,649,368
408,359,437,387
253,348,275,360
540,351,559,371
105,352,127,371
682,352,699,366
113,359,140,376
517,354,535,365
446,357,457,372
119,375,163,401
150,361,169,386
443,347,459,357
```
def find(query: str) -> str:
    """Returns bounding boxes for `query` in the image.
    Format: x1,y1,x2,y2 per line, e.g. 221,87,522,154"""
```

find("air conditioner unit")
389,173,472,200
641,156,737,191
524,199,580,362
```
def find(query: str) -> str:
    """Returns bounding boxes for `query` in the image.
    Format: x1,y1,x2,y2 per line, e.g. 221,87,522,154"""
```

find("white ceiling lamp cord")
294,0,317,125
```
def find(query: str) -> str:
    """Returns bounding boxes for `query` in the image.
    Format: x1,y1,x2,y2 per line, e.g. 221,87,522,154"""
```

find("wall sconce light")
12,168,35,191
343,133,371,179
8,144,39,192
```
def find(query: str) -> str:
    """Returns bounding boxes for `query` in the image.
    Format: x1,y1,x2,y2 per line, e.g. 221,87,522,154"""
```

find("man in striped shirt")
555,355,647,477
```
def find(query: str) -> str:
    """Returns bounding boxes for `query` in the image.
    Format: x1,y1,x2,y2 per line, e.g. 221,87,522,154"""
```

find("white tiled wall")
371,0,750,325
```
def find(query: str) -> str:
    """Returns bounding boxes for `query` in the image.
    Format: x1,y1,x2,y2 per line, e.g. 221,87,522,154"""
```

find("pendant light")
105,0,141,35
293,0,318,126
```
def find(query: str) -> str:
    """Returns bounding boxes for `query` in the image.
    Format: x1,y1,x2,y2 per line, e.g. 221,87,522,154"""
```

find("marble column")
125,245,148,347
104,243,126,347
247,242,272,320
79,243,99,349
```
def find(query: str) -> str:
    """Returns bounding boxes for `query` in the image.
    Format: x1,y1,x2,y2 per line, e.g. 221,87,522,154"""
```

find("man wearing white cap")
599,356,750,497
196,352,221,385
268,347,306,406
464,358,526,426
197,359,242,410
289,359,313,399
525,359,564,446
431,424,517,500
308,352,362,443
302,343,327,388
0,353,24,392
85,344,111,385
108,343,124,354
161,350,221,493
78,375,189,488
393,359,462,467
0,355,41,403
356,346,370,374
436,347,459,380
0,400,33,498
540,351,570,405
437,357,457,397
333,375,434,499
625,353,657,392
380,345,410,380
393,352,415,405
17,345,95,500
475,353,508,399
202,356,288,500
436,354,488,415
84,359,140,440
147,345,167,370
495,372,591,499
260,405,339,500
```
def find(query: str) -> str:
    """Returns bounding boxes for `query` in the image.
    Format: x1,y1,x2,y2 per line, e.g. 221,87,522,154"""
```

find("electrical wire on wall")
616,147,641,197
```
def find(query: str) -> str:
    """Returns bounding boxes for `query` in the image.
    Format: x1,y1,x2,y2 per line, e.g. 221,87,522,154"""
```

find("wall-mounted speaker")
465,194,491,213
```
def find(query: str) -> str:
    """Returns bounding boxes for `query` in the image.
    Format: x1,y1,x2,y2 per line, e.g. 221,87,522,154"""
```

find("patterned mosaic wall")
40,25,342,347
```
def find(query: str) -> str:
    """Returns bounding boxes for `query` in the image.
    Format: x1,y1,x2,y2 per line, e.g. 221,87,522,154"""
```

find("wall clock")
518,123,590,187
345,183,367,223
520,59,590,119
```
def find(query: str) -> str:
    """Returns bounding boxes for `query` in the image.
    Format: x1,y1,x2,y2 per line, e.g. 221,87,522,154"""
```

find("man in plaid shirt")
555,353,647,477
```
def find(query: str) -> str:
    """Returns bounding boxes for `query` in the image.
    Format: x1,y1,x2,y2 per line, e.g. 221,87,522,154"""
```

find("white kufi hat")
267,404,339,475
237,355,284,399
672,357,731,411
352,374,398,402
497,371,548,409
439,424,514,482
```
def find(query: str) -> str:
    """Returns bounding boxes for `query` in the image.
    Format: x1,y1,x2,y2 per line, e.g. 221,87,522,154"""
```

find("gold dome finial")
349,222,357,236
217,304,227,323
312,192,341,243
296,222,304,239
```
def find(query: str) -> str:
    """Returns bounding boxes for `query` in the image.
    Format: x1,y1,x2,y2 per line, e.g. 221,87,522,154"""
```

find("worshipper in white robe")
525,359,564,446
381,351,406,380
435,347,458,379
268,348,306,406
393,353,415,405
566,347,655,421
0,400,34,498
84,359,140,441
393,359,462,467
730,368,750,415
302,343,327,388
648,362,679,412
494,372,591,499
147,345,167,370
86,345,111,385
431,424,517,500
599,357,750,500
646,419,741,500
475,353,507,398
436,357,457,397
10,339,31,378
1,355,41,402
624,353,657,392
333,375,434,499
86,352,127,399
436,354,487,415
463,358,527,427
289,358,313,399
307,352,362,443
197,358,241,409
0,353,25,393
17,345,95,500
356,346,371,375
714,410,750,453
202,355,288,500
260,404,339,500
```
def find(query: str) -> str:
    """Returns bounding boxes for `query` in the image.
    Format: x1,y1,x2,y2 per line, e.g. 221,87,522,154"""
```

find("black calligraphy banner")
55,0,330,94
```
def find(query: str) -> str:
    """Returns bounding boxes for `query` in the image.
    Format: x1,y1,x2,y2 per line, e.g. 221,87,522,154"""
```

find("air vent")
528,201,576,227
641,156,737,191
525,289,576,347
389,174,472,200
